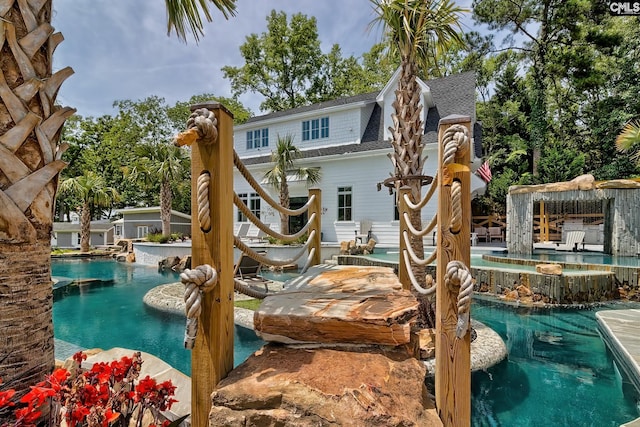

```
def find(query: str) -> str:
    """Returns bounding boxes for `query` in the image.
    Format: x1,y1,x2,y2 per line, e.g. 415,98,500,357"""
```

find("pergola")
506,175,640,256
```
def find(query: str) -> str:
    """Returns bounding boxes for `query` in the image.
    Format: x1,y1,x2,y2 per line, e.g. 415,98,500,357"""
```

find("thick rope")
234,279,269,299
402,249,437,295
450,180,462,234
300,247,316,274
402,230,437,266
442,124,469,165
187,108,218,144
197,172,211,232
234,150,315,216
180,264,218,349
444,260,473,339
402,174,439,211
402,211,437,238
234,229,317,267
234,193,316,241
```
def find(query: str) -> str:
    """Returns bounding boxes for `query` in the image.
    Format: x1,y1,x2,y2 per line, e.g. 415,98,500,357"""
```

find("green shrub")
147,232,170,243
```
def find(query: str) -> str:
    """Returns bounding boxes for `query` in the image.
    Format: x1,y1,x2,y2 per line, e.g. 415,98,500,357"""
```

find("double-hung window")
237,193,261,221
337,186,352,221
302,117,329,141
246,128,269,149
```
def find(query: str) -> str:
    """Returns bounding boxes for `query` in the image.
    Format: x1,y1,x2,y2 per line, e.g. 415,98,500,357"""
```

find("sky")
51,0,477,118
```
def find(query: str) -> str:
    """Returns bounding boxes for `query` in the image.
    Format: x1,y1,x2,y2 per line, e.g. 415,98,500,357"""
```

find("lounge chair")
488,227,503,242
233,252,271,292
474,227,489,242
556,230,585,252
235,223,251,239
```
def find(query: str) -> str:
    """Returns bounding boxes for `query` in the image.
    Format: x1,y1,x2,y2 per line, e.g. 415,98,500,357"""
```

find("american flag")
476,161,492,183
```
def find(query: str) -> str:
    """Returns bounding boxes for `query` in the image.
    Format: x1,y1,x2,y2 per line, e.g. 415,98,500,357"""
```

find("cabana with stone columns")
506,175,640,256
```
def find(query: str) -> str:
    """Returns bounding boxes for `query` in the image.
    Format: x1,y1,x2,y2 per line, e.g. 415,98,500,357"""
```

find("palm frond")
165,0,237,43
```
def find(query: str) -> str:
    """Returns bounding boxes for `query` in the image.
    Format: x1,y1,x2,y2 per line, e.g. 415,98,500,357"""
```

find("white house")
114,207,191,240
232,70,484,246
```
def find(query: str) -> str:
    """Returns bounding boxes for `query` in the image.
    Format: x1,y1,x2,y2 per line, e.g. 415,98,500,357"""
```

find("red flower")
20,385,55,407
14,405,41,425
73,351,87,364
0,388,16,407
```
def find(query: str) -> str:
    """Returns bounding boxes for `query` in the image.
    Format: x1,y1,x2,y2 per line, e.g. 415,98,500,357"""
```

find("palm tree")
127,143,190,236
0,0,235,398
616,120,640,166
370,0,465,325
58,172,120,252
263,135,321,235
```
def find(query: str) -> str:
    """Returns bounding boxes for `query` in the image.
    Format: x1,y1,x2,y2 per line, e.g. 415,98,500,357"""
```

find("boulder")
254,266,419,346
516,284,532,297
504,290,519,301
209,345,442,427
125,252,135,263
536,263,563,275
158,256,180,272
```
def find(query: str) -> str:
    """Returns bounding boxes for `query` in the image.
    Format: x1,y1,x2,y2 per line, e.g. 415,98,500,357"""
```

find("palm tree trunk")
279,180,290,235
160,178,172,236
0,0,73,396
80,202,91,252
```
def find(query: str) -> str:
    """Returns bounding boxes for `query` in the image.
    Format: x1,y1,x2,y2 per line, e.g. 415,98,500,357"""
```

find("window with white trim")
337,186,352,221
246,128,269,149
237,193,261,221
302,117,329,141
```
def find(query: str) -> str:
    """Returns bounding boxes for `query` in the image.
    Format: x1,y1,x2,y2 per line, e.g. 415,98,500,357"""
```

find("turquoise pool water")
53,258,640,425
471,298,640,426
52,259,264,375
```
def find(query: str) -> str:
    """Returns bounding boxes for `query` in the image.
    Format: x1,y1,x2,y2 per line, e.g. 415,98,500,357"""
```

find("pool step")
596,310,640,395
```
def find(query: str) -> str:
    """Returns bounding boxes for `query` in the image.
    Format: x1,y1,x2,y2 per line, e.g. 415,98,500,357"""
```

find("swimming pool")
52,258,264,375
53,258,640,425
471,297,640,426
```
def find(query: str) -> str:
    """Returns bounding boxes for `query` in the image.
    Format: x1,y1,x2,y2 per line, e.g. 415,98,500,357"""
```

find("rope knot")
187,108,218,145
180,264,218,349
444,260,473,339
442,124,469,165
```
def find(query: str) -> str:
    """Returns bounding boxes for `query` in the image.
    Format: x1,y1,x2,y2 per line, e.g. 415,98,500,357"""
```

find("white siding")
233,144,441,246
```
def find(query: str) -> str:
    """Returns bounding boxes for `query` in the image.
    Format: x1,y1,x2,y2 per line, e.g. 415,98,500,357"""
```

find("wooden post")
398,186,411,290
435,116,472,426
188,102,234,427
540,201,549,242
308,188,322,266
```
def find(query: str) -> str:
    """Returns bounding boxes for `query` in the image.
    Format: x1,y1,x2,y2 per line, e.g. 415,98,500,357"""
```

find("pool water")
53,259,640,425
471,298,640,426
52,259,264,375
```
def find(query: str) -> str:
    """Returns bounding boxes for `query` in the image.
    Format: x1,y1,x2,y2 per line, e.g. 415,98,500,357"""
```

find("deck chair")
235,223,251,239
488,227,503,242
233,252,271,292
556,230,585,252
474,227,489,242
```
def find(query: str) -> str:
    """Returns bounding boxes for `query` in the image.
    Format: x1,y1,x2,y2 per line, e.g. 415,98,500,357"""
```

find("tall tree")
263,135,321,235
58,172,120,252
370,0,465,327
0,0,235,398
126,143,190,236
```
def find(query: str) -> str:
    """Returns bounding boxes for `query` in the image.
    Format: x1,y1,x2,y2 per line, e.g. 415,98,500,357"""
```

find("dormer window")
302,117,329,141
246,128,269,150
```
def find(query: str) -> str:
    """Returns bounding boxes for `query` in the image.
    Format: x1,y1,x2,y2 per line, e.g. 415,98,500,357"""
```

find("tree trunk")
79,202,91,252
279,179,290,235
0,0,73,396
160,178,172,236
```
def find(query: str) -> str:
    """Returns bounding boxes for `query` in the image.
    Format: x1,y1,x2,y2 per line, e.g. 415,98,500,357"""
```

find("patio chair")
555,230,585,252
246,224,269,242
474,227,489,242
488,227,504,242
235,223,251,239
233,252,272,292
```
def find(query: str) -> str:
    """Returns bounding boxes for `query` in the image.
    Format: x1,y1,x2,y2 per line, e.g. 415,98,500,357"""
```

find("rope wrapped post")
398,186,412,290
184,102,234,426
308,188,322,266
180,265,218,349
435,115,472,426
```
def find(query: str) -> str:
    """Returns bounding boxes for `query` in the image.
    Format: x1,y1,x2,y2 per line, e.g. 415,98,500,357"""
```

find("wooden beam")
435,116,472,427
188,103,234,427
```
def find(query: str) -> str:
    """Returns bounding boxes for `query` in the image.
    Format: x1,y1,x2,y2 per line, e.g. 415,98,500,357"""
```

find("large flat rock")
209,344,442,426
254,265,419,346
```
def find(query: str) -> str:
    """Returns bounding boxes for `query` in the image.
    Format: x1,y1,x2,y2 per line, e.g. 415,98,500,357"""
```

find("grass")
234,299,262,311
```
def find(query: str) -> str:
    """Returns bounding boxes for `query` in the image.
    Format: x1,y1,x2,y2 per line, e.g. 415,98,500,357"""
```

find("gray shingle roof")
241,71,479,166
